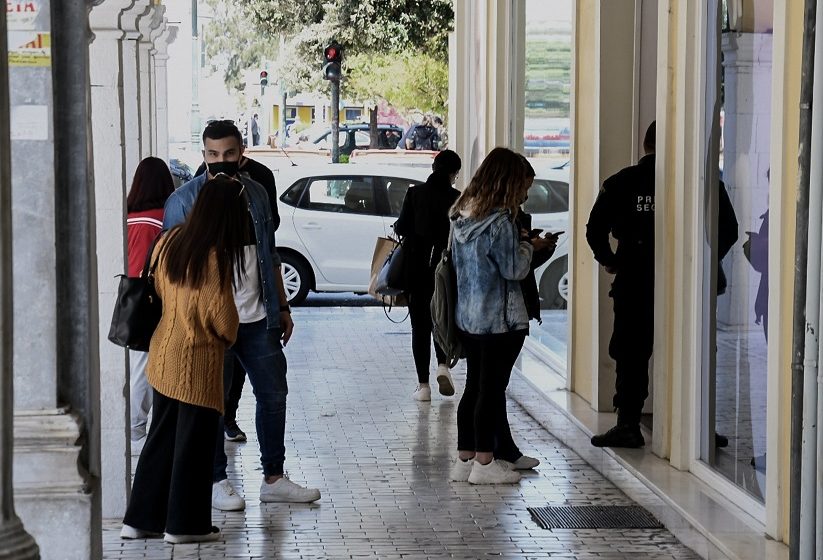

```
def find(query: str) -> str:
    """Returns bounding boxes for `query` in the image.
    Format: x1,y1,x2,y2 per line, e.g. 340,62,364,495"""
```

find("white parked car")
274,163,570,307
524,165,571,310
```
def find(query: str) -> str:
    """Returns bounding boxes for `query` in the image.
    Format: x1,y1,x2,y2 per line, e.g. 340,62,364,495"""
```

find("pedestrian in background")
449,147,534,485
394,150,462,401
125,156,174,452
251,113,260,146
585,121,656,448
407,115,440,151
433,116,447,150
121,176,245,544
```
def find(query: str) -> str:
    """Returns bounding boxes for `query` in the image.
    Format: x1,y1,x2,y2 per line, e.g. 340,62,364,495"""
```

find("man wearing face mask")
195,123,280,445
164,120,321,511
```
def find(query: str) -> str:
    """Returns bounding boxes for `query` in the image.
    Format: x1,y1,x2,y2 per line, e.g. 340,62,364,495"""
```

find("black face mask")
207,160,240,177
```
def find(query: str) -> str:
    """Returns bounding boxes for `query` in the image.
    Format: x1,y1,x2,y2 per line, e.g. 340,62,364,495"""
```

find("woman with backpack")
121,175,247,544
447,147,540,484
394,150,462,401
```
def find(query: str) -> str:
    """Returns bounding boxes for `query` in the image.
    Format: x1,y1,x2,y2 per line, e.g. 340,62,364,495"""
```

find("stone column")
567,0,638,412
120,0,150,181
151,26,177,161
136,5,164,158
89,0,135,520
0,2,40,557
9,0,102,556
8,0,78,555
147,18,167,156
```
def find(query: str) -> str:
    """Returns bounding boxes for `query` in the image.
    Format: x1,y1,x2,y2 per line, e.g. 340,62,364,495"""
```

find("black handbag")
375,237,408,296
107,234,163,351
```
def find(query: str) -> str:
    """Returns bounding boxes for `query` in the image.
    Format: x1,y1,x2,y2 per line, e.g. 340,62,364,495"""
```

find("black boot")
591,424,645,448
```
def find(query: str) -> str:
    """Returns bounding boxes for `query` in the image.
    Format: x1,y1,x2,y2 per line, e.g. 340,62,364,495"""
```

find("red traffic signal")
259,70,268,86
324,42,342,63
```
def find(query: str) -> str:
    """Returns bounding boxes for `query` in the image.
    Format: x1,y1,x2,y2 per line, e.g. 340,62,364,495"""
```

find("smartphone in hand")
546,230,564,239
529,228,544,238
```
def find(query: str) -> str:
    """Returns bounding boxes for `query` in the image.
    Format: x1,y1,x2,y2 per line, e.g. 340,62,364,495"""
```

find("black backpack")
430,224,464,367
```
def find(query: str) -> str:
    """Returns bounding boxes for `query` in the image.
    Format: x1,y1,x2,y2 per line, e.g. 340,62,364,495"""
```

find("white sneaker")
412,384,431,401
468,460,522,484
260,477,321,503
164,526,220,544
449,458,474,482
120,524,162,539
212,479,245,511
513,455,540,470
496,459,515,471
435,365,455,396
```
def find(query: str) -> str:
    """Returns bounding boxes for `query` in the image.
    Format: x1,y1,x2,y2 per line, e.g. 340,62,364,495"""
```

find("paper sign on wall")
11,105,48,141
8,31,50,67
7,1,41,31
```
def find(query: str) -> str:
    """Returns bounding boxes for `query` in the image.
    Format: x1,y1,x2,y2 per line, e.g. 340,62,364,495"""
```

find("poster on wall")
7,1,41,31
8,31,50,67
7,1,50,67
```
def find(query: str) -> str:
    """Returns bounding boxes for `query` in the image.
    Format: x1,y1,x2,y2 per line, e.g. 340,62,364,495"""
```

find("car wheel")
539,257,568,310
280,254,311,306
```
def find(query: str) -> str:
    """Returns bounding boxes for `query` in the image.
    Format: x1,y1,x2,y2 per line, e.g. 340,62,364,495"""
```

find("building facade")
452,0,804,557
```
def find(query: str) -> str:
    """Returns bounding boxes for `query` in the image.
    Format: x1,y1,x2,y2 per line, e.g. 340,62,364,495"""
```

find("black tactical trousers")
608,273,654,427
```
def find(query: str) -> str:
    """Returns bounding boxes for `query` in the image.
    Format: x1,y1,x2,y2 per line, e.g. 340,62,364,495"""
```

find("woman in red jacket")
126,157,174,450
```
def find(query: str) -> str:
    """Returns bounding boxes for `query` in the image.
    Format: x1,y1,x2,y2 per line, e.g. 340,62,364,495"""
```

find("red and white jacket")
127,208,164,277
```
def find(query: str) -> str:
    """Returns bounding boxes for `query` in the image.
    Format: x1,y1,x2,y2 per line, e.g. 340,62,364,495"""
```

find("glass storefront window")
523,0,572,363
701,0,771,502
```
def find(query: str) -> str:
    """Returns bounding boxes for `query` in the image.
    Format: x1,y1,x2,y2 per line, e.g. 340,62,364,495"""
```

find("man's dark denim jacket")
163,172,282,331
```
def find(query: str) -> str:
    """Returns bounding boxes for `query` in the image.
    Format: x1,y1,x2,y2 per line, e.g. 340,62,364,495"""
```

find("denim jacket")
452,209,533,335
163,172,283,331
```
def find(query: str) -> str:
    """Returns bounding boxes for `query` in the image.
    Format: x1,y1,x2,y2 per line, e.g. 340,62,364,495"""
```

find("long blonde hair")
452,147,531,219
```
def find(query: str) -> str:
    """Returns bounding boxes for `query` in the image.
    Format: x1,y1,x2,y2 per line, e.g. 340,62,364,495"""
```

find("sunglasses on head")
213,172,245,196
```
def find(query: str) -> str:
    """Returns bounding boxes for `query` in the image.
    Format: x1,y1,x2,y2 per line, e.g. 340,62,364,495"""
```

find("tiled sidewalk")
103,307,700,560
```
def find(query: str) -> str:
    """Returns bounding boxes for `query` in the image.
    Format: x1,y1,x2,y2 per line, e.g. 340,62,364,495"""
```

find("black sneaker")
591,424,645,448
224,419,247,442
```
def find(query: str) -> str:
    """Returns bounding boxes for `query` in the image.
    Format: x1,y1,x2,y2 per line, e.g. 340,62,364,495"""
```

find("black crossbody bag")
107,234,164,351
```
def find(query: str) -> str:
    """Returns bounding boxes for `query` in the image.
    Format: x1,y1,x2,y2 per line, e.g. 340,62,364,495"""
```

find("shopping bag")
368,237,408,307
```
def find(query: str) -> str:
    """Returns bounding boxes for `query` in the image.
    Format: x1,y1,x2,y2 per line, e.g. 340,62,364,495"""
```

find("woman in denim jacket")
448,147,537,485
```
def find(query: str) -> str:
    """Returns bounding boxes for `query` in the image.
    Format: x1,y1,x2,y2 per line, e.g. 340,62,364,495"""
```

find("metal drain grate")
527,506,663,530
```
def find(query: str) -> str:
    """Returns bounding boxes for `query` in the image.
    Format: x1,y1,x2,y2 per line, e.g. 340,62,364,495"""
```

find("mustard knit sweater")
147,238,239,413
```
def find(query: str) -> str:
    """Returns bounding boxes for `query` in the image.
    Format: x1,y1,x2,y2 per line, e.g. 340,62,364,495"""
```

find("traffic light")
322,41,343,81
259,70,269,87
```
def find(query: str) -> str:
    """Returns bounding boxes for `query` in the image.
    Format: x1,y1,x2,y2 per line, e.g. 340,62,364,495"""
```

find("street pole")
190,0,200,151
331,79,340,163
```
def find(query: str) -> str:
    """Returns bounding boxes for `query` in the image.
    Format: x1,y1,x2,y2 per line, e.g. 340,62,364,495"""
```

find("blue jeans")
214,319,287,481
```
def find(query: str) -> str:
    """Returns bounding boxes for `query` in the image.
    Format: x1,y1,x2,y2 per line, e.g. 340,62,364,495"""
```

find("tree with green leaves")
203,0,278,97
205,0,453,144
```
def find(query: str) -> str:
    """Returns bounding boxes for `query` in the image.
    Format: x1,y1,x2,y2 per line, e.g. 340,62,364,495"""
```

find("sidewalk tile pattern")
103,307,700,559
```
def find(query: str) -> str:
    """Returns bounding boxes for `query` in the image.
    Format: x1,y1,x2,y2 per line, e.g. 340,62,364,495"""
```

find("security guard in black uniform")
585,121,656,448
